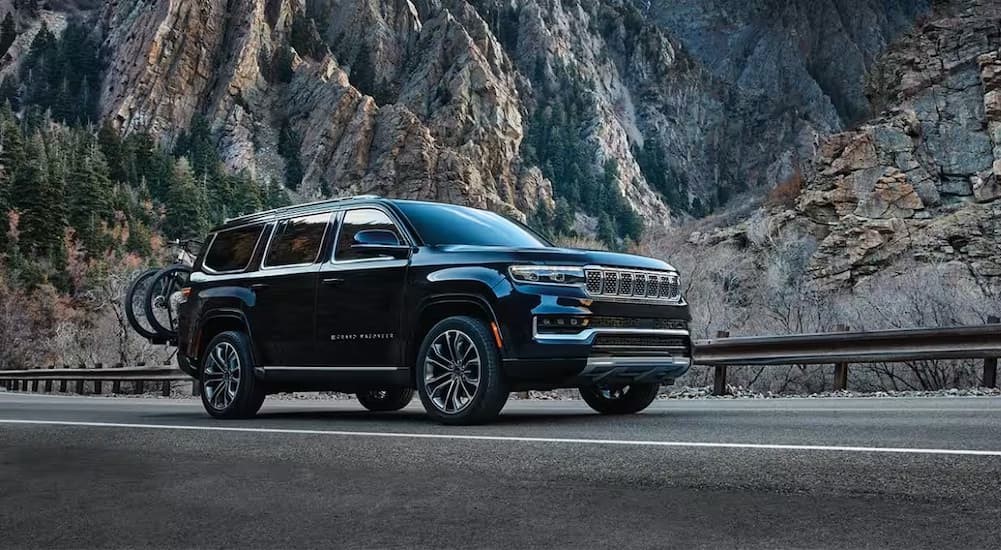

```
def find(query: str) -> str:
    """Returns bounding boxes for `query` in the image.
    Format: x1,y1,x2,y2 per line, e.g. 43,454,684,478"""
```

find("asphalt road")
1,391,1000,549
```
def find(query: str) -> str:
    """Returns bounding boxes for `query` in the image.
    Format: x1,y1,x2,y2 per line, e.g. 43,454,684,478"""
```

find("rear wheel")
199,331,265,419
357,388,415,412
579,383,660,415
125,268,161,340
416,316,508,425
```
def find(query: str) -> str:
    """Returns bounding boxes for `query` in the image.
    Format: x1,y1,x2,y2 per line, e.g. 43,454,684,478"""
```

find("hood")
436,245,676,272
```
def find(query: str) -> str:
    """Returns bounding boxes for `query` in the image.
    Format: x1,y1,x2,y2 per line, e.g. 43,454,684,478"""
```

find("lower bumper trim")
581,356,691,384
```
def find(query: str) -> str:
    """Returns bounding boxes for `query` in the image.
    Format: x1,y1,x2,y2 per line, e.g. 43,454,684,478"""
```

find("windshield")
395,201,551,248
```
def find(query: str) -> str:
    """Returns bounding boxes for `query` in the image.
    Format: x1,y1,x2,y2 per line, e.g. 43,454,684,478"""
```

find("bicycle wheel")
125,268,162,340
144,264,192,338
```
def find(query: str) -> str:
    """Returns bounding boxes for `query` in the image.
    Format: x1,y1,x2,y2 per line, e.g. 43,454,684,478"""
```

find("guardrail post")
833,324,850,391
112,363,122,394
135,362,145,394
161,360,171,397
75,364,85,394
44,365,53,392
94,363,103,395
21,379,28,391
984,315,999,388
59,366,68,393
712,330,730,396
30,370,38,392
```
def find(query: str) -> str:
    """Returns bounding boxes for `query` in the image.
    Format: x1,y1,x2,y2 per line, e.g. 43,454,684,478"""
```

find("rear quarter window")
203,224,264,273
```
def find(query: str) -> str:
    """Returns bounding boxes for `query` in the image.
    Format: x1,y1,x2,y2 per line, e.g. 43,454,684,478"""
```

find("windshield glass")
395,201,551,248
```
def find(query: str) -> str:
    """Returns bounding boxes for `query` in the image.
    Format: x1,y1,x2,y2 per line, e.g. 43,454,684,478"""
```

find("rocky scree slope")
685,0,1001,290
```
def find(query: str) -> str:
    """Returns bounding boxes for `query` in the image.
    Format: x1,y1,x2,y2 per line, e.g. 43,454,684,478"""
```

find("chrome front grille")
585,267,681,303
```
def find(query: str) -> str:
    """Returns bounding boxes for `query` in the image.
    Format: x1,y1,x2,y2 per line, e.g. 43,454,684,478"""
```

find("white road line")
1,418,999,456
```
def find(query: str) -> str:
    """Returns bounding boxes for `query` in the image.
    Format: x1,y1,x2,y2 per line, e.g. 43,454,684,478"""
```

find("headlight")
508,265,586,286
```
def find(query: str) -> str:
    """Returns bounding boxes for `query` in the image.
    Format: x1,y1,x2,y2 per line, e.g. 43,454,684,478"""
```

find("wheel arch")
195,310,259,370
409,295,502,367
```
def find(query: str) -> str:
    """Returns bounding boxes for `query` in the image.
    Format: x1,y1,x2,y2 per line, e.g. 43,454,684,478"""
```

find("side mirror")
350,229,412,258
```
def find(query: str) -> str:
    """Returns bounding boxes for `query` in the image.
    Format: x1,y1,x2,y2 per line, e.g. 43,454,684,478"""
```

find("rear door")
245,213,331,366
314,207,410,367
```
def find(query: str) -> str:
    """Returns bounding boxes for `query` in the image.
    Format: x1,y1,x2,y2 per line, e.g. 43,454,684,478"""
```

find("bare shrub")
651,219,999,393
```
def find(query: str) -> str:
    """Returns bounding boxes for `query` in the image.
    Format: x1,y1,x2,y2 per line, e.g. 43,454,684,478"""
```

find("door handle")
322,277,344,286
250,283,270,291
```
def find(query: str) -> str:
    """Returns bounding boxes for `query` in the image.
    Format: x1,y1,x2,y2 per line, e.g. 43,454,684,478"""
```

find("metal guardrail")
693,318,1001,395
2,320,999,398
0,363,194,396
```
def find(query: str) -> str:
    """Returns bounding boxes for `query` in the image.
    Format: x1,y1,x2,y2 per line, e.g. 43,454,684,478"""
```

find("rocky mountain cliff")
682,0,1001,292
0,0,938,243
8,0,994,265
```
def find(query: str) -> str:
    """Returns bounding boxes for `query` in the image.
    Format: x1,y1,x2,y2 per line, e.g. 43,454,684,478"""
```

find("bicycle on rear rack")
124,239,201,345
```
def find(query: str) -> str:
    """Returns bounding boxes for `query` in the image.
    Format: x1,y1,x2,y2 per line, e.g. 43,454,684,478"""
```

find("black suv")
177,196,691,424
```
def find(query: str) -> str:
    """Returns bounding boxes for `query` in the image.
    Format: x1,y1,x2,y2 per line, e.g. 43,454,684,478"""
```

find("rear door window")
264,213,331,267
203,224,264,273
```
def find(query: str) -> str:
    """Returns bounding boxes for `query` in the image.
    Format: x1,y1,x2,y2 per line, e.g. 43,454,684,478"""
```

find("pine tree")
97,121,125,182
67,136,113,252
164,157,207,239
230,170,263,217
14,132,66,260
0,102,24,250
0,13,16,57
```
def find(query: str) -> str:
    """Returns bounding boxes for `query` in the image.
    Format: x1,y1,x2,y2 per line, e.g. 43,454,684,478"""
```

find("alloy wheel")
424,329,480,414
203,341,241,410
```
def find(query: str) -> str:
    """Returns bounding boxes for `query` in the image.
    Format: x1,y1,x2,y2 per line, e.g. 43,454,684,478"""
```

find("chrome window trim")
202,223,267,275
532,317,690,343
260,212,333,270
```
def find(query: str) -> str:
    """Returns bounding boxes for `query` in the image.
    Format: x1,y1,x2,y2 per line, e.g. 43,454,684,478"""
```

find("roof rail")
222,194,382,224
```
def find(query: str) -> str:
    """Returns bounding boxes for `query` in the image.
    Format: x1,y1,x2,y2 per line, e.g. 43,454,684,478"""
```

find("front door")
246,213,330,366
314,207,409,367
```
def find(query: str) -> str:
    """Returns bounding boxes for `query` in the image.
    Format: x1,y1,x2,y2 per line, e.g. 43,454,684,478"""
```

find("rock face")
2,0,946,240
97,0,542,218
77,0,931,233
648,0,930,129
798,0,1001,286
686,0,1001,289
644,0,931,195
94,0,703,224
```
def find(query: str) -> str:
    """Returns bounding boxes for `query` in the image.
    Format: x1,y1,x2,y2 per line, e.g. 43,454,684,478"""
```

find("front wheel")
357,388,415,412
416,316,509,425
579,383,660,415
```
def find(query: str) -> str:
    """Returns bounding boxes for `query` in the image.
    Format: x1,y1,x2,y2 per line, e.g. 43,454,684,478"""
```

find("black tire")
144,264,191,338
125,268,161,340
579,383,660,415
415,316,509,425
199,331,265,419
357,388,415,412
